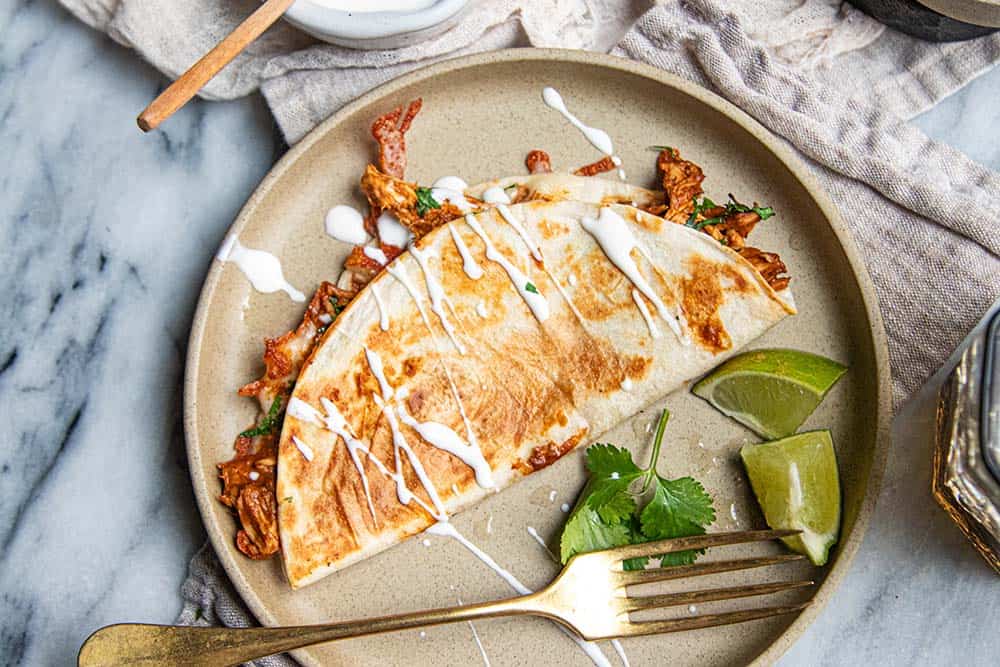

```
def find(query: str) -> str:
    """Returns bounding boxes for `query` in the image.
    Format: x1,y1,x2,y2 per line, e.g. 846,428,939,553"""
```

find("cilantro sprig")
239,394,283,439
649,145,679,157
415,187,441,217
685,194,775,230
560,409,715,570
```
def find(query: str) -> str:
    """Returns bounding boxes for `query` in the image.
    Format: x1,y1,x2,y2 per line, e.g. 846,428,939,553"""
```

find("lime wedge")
741,430,841,565
692,349,847,439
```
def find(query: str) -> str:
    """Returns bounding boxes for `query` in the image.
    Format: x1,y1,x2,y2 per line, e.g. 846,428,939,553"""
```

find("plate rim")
183,47,892,666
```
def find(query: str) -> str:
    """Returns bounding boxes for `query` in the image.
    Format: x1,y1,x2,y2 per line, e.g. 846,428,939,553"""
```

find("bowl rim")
184,47,893,667
284,0,471,40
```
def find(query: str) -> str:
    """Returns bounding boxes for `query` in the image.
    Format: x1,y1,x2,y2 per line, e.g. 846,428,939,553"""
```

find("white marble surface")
2,2,998,665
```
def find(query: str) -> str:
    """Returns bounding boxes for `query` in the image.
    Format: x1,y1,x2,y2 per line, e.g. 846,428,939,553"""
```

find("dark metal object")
982,311,1000,484
850,0,999,41
933,308,1000,574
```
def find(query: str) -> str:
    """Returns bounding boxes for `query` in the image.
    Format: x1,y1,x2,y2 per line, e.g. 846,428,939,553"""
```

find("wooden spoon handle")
137,0,296,132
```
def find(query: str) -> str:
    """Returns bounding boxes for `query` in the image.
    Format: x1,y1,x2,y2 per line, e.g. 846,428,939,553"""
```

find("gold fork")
78,529,812,666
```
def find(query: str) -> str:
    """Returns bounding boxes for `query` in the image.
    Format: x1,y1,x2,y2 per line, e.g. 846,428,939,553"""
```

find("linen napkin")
58,0,1000,663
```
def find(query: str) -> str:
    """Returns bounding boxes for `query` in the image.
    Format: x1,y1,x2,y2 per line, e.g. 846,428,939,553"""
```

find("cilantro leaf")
415,187,440,217
591,487,637,525
524,281,539,294
585,443,641,478
582,444,643,523
639,476,716,566
239,394,283,439
558,410,716,569
560,500,635,563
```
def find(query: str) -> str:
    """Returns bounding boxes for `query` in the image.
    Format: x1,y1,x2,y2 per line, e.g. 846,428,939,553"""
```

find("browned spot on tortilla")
722,265,752,293
537,218,569,240
406,389,425,414
680,256,732,353
521,429,588,473
625,206,664,232
571,248,633,321
403,357,421,377
625,355,653,381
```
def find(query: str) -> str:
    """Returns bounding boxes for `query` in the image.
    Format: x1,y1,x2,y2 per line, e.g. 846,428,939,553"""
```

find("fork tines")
609,529,814,637
607,529,802,562
620,603,811,637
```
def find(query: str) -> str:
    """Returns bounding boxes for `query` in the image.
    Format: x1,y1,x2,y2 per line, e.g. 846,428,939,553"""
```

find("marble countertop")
2,3,998,665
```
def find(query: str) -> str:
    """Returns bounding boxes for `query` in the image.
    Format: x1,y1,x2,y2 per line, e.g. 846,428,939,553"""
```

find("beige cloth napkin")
59,0,1000,663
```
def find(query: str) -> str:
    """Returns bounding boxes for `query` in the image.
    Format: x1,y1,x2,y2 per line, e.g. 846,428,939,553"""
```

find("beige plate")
185,49,891,666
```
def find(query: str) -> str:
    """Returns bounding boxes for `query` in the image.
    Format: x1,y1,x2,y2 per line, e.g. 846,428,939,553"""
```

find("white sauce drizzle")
449,226,484,280
481,186,512,205
464,213,549,322
541,86,625,181
371,284,390,331
363,246,388,265
519,522,624,667
580,208,683,339
287,397,322,425
542,87,614,155
409,245,466,354
287,394,445,525
248,471,260,481
631,289,661,339
325,205,369,245
496,204,543,262
377,210,413,248
317,396,381,525
364,347,394,399
611,641,631,667
365,346,457,519
216,234,305,302
465,615,491,667
373,393,447,519
291,436,314,462
397,405,494,489
432,175,469,192
526,526,550,553
431,176,473,213
475,301,488,318
426,522,617,667
382,263,492,494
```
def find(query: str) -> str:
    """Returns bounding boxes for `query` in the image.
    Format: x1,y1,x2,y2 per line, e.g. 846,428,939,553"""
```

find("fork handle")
78,593,549,666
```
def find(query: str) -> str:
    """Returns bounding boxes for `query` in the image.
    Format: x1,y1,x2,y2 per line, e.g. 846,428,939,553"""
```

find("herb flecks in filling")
239,394,283,439
415,187,441,217
686,194,775,230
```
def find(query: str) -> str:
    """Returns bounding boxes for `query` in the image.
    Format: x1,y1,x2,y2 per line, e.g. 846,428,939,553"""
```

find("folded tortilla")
278,200,794,588
466,171,663,209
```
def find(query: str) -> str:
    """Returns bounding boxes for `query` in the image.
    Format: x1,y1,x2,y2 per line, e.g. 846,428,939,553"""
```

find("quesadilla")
277,199,794,588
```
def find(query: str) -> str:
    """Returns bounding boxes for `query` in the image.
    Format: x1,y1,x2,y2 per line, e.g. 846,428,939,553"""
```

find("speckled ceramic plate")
184,50,891,666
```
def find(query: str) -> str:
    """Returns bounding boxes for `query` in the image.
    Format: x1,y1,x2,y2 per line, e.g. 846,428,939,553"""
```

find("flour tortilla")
466,171,664,209
278,200,794,588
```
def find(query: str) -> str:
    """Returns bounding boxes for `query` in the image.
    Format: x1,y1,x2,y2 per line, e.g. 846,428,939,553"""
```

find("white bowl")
282,0,472,49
